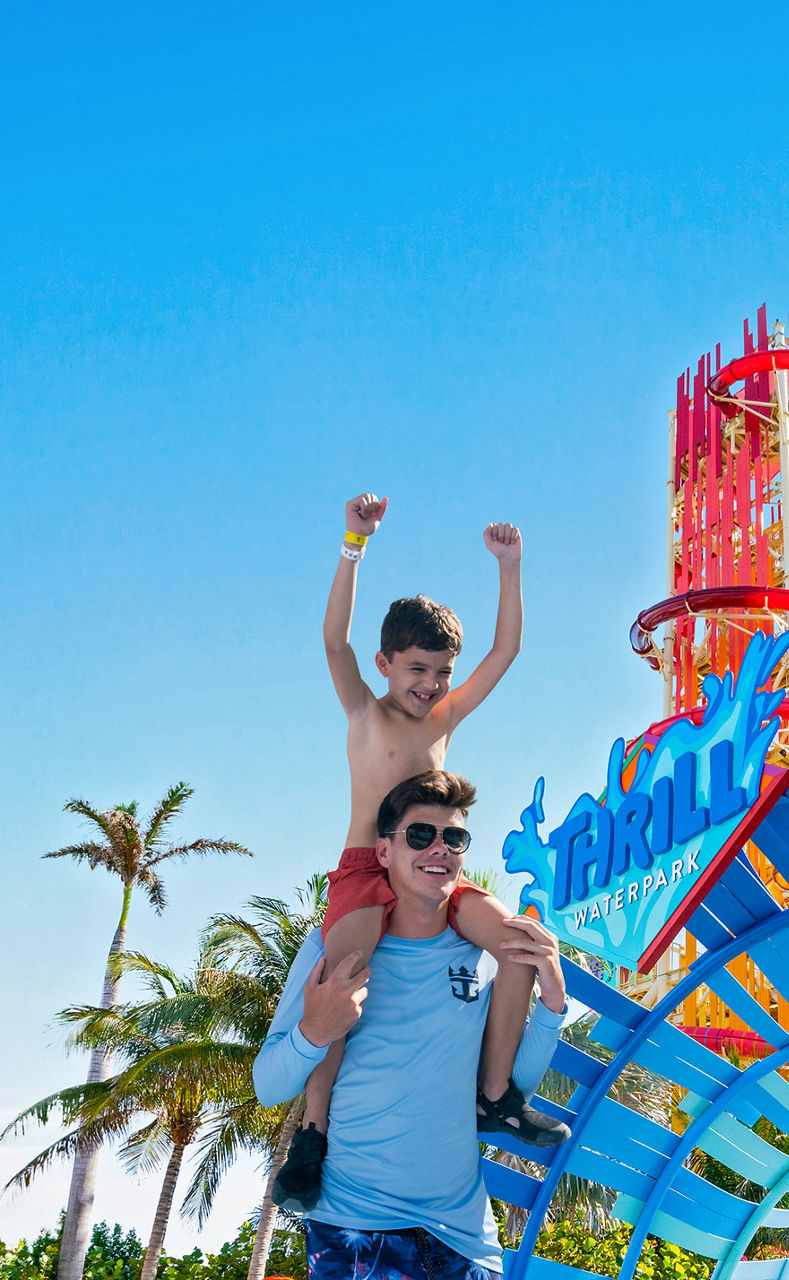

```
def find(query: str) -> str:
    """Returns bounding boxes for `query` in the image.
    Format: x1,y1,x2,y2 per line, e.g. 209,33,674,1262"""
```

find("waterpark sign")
502,631,789,971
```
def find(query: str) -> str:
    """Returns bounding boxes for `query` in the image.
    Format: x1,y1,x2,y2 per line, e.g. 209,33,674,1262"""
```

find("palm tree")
41,782,252,1280
4,950,271,1280
200,875,328,1280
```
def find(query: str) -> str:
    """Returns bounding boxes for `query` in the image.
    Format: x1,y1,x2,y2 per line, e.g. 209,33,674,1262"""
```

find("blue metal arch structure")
482,795,789,1280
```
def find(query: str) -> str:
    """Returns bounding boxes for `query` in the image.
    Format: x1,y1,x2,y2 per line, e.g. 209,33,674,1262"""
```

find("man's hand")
484,522,522,562
346,493,388,540
500,916,565,1013
299,952,371,1048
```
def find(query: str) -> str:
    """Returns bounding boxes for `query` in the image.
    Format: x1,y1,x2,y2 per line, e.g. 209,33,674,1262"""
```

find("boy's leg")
453,894,534,1112
273,905,384,1212
453,892,569,1146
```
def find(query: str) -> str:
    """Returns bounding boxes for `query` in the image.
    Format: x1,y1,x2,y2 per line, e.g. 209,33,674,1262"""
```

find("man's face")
375,646,456,719
376,802,467,906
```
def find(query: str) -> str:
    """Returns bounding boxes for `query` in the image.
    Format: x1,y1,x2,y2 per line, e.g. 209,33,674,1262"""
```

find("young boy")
273,492,568,1211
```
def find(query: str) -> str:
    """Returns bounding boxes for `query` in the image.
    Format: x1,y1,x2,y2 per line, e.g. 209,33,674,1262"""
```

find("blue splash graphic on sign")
502,631,789,967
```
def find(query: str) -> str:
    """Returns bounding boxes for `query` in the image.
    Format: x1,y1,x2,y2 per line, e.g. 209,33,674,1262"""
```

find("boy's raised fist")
484,522,522,561
346,493,389,539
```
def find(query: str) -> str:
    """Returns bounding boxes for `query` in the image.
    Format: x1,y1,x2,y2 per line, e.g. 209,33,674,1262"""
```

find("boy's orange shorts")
322,846,490,942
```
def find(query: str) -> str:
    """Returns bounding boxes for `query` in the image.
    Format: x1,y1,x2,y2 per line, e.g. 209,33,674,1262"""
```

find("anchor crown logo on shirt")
448,964,479,1003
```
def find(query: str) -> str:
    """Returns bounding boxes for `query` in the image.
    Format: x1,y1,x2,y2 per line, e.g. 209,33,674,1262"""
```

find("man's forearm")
253,1021,328,1107
512,999,565,1103
252,932,328,1107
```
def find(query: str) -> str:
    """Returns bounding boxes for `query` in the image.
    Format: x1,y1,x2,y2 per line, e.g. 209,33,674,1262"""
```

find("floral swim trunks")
305,1220,496,1280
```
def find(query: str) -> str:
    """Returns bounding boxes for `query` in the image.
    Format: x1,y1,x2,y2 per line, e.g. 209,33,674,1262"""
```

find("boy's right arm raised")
323,492,388,716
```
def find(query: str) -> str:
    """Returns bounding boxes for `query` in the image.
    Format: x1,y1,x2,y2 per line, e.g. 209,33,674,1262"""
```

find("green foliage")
0,1219,143,1280
530,1215,713,1279
0,1221,306,1280
154,1222,305,1280
86,1222,143,1280
0,1224,60,1280
262,1225,306,1279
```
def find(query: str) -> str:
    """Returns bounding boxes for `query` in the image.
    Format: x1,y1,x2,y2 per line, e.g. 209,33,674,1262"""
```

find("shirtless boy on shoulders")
273,493,569,1211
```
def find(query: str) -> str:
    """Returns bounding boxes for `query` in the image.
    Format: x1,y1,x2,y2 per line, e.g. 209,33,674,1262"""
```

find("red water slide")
707,348,789,417
630,587,789,668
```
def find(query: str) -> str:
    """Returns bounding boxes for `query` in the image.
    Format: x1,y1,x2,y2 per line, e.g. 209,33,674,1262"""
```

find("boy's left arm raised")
445,522,523,726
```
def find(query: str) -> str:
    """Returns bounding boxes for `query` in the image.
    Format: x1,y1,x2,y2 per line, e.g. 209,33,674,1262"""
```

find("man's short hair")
380,596,463,659
377,770,477,836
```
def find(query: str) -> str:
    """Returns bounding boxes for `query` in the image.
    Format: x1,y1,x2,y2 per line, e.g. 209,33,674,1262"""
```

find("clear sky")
3,0,789,1255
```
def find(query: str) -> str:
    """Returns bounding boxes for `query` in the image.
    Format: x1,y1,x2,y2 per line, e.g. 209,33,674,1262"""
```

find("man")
253,770,566,1279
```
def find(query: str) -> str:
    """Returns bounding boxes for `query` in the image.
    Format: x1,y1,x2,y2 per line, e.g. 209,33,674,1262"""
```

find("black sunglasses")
383,822,471,853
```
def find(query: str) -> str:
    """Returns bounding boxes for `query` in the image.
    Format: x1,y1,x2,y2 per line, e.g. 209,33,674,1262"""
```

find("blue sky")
3,0,789,1254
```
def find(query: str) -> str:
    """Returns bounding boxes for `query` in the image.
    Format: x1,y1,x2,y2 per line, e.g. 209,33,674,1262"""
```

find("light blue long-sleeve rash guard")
253,927,564,1273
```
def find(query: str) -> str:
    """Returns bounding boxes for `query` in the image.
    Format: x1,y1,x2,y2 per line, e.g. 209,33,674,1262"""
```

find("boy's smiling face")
375,646,456,718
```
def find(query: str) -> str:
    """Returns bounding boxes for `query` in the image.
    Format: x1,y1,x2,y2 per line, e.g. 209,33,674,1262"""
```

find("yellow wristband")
344,530,368,546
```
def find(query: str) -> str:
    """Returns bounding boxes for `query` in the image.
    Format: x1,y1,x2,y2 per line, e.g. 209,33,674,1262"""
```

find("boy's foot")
476,1079,570,1148
272,1122,328,1212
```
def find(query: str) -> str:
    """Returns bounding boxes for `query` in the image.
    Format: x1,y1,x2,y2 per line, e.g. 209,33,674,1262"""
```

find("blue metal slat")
613,1194,727,1258
686,901,736,950
561,1146,655,1200
481,1158,542,1209
749,935,789,1001
549,1039,606,1089
562,958,642,1026
583,1096,678,1159
708,854,781,930
692,1112,789,1185
628,1038,739,1100
751,1073,789,1132
705,969,789,1046
672,1164,759,1220
505,1258,612,1280
750,795,789,878
680,1089,764,1131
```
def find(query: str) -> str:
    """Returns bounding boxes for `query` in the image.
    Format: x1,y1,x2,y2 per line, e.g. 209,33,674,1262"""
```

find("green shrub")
494,1212,714,1279
0,1218,306,1280
0,1220,143,1280
153,1222,305,1280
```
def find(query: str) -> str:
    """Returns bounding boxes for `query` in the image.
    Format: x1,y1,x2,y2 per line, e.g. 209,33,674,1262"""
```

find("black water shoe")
272,1123,328,1212
476,1079,571,1148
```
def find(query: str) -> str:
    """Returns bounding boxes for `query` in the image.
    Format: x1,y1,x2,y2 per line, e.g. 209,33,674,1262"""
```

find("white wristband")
341,544,365,562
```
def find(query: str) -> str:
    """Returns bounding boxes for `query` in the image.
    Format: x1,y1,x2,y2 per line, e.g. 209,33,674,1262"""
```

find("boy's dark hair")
377,770,477,836
379,595,463,659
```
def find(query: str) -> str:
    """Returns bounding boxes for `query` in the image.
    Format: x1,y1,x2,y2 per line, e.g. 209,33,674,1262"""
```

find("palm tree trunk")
57,886,132,1280
247,1100,303,1280
140,1141,187,1280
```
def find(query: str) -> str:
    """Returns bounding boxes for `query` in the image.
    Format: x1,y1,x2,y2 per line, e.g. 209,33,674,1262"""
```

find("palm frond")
137,867,167,913
294,873,329,915
3,1100,135,1193
142,782,194,851
105,950,184,998
117,1117,172,1176
115,1039,254,1098
3,1127,96,1192
144,838,253,869
60,1005,159,1059
201,914,277,971
42,842,113,868
1,1081,106,1138
180,1097,282,1227
61,798,117,840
